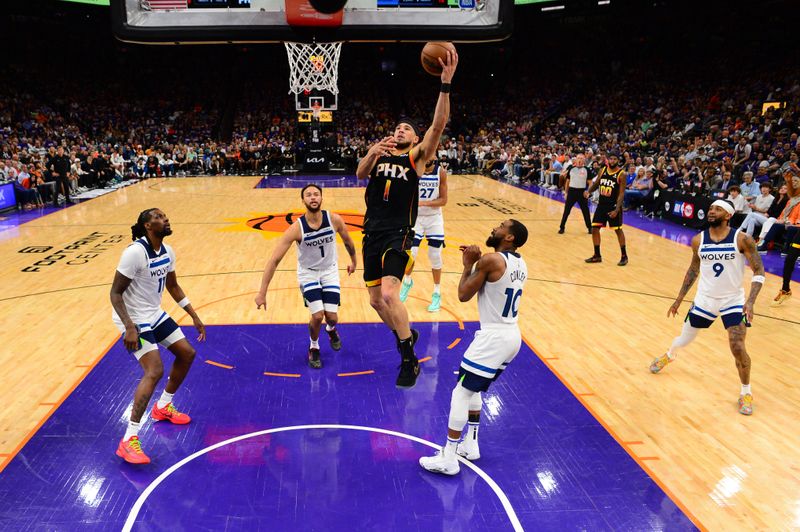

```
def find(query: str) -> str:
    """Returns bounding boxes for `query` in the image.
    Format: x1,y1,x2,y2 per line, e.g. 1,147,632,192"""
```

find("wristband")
440,83,451,93
751,275,765,284
177,297,190,308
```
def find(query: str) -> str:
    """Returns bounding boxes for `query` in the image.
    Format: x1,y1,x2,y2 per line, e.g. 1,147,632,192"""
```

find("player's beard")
708,217,724,227
158,226,173,238
304,201,321,213
485,235,502,249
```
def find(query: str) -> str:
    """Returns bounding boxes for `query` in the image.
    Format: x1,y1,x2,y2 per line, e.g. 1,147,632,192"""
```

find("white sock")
124,420,141,440
433,284,440,295
466,422,480,443
325,324,335,332
443,437,459,459
310,338,320,349
157,390,174,409
741,384,751,395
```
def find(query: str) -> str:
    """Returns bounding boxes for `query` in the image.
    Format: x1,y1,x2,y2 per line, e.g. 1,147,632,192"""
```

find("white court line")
122,424,523,532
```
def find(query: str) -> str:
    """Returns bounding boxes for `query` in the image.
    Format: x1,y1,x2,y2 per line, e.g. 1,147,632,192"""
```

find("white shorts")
460,325,522,388
297,265,341,314
412,214,445,246
688,291,746,329
113,310,185,360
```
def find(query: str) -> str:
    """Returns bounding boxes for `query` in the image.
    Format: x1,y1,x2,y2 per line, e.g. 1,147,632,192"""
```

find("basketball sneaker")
738,394,753,416
419,451,460,476
308,348,322,369
618,256,629,266
771,290,792,307
428,293,441,312
151,402,191,424
399,278,413,302
585,255,602,263
116,436,151,464
456,440,480,461
327,328,342,351
649,353,672,374
395,328,419,351
396,356,420,389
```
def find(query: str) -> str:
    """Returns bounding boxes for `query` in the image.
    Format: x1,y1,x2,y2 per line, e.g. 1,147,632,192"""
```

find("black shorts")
592,203,624,228
362,228,415,286
457,366,504,393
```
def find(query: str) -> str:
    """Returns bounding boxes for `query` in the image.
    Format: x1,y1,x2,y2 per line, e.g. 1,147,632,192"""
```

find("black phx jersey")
364,152,420,233
596,166,624,205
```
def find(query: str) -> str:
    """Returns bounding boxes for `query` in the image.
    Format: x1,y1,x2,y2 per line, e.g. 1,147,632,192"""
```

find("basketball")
421,42,457,76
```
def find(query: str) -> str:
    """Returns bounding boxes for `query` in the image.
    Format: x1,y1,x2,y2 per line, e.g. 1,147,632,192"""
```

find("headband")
711,199,734,215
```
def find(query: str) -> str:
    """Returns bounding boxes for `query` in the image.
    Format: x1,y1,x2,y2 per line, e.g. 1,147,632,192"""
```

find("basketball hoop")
284,41,342,96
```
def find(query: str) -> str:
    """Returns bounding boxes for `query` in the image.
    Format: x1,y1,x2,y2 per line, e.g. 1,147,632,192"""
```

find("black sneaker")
327,328,342,351
396,357,420,389
308,348,322,369
617,256,628,266
558,227,565,234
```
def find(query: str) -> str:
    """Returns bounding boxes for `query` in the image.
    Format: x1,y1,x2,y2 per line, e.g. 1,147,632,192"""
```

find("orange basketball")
421,42,456,76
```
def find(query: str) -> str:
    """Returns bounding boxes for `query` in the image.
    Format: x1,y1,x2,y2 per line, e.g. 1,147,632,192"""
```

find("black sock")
594,245,600,256
620,245,627,257
468,412,481,423
399,337,415,360
783,247,799,292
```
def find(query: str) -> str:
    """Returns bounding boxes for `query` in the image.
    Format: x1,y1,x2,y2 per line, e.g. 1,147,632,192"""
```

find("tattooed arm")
739,231,765,321
668,233,702,317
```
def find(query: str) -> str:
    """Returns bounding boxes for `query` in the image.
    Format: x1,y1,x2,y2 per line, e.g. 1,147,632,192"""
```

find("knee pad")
427,244,443,269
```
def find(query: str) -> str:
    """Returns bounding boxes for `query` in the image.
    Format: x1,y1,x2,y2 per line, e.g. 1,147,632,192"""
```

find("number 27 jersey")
478,251,528,326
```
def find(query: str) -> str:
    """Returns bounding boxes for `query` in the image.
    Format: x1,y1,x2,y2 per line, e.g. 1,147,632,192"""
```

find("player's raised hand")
667,300,681,317
193,316,206,342
439,50,459,83
367,136,396,158
255,293,267,310
460,245,482,268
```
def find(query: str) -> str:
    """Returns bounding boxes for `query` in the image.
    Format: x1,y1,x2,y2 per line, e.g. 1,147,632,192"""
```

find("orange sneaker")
151,402,191,424
116,436,151,464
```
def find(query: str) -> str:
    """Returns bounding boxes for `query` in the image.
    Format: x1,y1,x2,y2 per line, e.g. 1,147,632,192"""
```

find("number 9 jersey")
697,227,745,299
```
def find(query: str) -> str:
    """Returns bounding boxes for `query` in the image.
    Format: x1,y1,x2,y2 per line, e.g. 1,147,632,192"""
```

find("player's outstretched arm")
255,222,301,310
332,213,358,275
166,271,206,341
413,51,458,166
669,233,702,317
739,232,765,322
110,271,139,351
356,136,396,180
584,171,601,198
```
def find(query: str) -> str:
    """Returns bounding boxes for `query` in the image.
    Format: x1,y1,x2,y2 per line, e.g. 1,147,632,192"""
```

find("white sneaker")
419,451,460,476
456,441,480,461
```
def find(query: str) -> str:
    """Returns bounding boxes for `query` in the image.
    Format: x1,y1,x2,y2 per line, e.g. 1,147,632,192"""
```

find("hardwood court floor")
0,175,797,530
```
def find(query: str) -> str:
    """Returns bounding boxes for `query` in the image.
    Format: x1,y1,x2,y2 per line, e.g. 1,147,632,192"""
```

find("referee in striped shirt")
558,153,592,234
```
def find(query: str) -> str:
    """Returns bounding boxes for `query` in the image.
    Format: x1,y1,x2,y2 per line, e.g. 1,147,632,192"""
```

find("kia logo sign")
307,157,325,163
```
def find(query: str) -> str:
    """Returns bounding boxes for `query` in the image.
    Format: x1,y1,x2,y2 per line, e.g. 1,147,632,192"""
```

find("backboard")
110,0,513,44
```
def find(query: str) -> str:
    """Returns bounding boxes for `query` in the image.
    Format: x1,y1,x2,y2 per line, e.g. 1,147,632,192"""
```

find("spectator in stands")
739,171,760,207
48,146,72,205
624,168,654,209
740,182,776,236
758,168,800,253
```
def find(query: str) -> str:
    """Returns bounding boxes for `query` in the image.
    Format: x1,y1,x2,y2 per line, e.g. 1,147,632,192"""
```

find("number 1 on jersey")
157,277,166,293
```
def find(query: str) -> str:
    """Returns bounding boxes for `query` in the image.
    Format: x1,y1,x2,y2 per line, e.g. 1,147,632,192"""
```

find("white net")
284,42,342,96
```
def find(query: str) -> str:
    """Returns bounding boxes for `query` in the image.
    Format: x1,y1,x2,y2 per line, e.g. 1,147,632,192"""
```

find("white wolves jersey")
697,228,745,299
477,251,527,326
417,162,442,217
297,210,338,271
113,237,175,324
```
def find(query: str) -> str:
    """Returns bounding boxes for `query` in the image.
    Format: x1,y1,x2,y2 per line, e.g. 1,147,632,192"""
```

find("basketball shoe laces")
128,436,144,454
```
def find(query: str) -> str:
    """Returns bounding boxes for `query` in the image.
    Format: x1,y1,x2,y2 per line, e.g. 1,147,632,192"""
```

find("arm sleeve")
117,245,145,279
